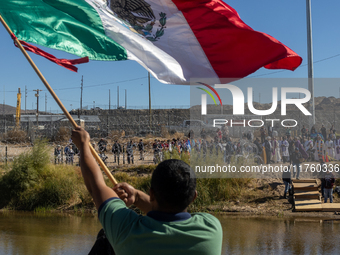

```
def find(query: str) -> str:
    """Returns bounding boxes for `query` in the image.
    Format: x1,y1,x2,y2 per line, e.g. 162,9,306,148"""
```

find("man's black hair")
151,159,196,212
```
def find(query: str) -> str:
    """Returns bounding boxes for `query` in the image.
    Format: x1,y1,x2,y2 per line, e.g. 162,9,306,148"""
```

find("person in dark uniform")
54,145,62,164
138,139,144,160
98,138,107,153
126,140,134,164
112,140,121,163
291,147,302,179
282,168,291,199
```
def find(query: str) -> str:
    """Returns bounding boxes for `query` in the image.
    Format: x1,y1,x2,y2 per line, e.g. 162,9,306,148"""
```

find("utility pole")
117,86,119,109
148,72,151,127
80,75,83,113
259,93,261,104
299,93,301,134
33,89,43,127
16,88,21,128
125,89,127,109
109,89,111,112
25,85,27,114
107,89,111,137
334,105,336,126
306,0,315,126
45,93,47,113
3,85,5,134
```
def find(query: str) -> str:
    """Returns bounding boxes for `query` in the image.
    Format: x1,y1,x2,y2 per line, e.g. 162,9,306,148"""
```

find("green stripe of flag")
0,0,127,61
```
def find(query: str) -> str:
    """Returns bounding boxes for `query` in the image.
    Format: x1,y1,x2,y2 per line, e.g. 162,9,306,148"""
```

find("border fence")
0,106,338,168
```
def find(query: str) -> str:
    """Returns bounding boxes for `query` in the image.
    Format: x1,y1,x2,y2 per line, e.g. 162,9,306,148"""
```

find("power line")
0,77,148,95
45,96,92,104
53,76,147,91
249,53,340,78
0,90,37,93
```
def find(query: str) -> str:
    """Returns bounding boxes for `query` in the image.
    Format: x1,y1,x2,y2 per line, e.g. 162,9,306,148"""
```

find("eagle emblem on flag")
106,0,166,41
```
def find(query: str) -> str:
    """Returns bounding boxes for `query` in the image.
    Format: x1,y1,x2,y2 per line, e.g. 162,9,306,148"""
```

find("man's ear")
149,188,155,202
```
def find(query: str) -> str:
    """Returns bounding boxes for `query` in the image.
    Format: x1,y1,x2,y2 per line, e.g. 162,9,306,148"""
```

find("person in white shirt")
271,137,281,163
325,137,334,158
281,137,289,163
314,135,324,161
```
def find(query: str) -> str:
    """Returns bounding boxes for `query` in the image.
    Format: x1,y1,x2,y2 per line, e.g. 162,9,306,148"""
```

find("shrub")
0,140,87,210
54,126,71,142
4,129,28,143
0,140,48,208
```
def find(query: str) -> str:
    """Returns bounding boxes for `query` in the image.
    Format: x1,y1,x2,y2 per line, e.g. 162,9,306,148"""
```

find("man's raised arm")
71,127,117,210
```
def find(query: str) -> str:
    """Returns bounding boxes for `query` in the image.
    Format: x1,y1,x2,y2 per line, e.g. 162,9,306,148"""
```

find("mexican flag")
0,0,302,84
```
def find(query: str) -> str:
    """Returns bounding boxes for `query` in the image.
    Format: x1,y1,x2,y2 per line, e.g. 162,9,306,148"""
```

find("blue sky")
0,0,340,112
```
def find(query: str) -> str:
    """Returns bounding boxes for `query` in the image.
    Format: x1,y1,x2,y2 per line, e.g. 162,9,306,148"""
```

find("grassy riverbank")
0,141,255,213
2,141,339,217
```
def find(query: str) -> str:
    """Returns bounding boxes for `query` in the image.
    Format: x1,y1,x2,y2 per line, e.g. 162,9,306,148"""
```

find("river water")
0,212,100,255
1,212,340,255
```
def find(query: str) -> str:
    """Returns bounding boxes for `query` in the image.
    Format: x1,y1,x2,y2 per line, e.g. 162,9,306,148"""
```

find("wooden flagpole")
0,15,118,185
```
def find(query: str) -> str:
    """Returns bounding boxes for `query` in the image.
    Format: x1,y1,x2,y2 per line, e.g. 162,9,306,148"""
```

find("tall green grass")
192,178,251,211
0,140,90,211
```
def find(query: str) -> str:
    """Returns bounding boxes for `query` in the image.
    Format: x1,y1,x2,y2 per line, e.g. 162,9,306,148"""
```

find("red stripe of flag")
171,0,302,79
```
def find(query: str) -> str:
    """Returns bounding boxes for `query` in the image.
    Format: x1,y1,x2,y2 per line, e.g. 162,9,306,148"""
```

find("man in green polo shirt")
71,127,222,255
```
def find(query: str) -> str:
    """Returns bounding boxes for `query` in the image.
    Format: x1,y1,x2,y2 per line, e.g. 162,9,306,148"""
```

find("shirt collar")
147,211,191,222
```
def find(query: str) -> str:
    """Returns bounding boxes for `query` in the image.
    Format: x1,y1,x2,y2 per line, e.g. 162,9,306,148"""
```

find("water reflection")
0,211,101,255
219,216,340,255
1,212,340,255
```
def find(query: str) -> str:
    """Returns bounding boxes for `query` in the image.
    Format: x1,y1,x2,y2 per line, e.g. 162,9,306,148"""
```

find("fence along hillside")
0,96,338,141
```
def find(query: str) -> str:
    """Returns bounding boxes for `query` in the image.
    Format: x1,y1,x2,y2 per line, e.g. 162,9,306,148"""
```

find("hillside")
0,104,45,115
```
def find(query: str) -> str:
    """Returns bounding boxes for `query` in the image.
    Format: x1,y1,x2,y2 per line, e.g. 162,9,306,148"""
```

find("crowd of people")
52,123,339,206
258,124,340,165
52,123,340,170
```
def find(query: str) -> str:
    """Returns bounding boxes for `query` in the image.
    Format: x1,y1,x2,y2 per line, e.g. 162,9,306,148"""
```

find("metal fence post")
5,146,7,165
123,146,125,164
61,147,64,164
